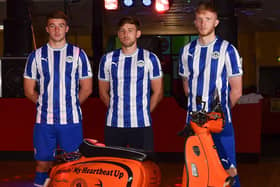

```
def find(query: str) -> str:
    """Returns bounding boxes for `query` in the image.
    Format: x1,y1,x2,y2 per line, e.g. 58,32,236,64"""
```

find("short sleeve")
23,51,37,80
225,44,243,77
178,46,189,78
78,49,93,79
148,52,162,79
98,54,110,81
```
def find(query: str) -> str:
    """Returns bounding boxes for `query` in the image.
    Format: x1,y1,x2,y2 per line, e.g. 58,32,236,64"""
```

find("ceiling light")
142,0,152,6
123,0,134,7
104,0,118,10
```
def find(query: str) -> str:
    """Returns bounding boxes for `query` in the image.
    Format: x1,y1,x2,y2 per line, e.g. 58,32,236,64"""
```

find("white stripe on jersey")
142,51,151,126
48,49,54,124
71,47,81,124
202,45,214,111
116,53,125,128
59,49,66,124
130,56,138,128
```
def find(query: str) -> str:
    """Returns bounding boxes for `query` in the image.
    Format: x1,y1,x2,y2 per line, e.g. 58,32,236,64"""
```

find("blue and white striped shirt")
98,48,162,128
179,37,243,123
24,43,92,125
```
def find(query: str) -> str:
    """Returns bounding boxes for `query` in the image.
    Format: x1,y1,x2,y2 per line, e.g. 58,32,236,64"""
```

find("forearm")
230,90,242,108
79,78,93,104
182,77,189,97
98,80,110,107
99,92,110,107
229,76,242,108
25,91,38,104
79,88,92,104
150,78,163,112
150,91,163,112
24,78,38,104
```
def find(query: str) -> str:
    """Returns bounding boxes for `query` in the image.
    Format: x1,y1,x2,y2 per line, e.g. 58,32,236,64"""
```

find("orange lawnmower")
46,139,161,187
178,96,235,187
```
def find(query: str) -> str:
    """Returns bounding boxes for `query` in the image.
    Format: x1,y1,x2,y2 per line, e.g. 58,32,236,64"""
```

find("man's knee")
36,160,53,172
226,167,237,177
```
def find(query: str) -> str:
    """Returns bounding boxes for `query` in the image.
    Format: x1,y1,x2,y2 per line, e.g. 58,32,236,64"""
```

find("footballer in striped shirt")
98,16,163,152
178,2,242,187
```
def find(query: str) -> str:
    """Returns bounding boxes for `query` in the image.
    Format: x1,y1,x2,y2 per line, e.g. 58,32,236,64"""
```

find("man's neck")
48,40,67,49
121,44,137,55
199,33,216,46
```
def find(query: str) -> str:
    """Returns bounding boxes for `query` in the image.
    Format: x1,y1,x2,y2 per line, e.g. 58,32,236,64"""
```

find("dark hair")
195,1,217,15
117,16,140,30
46,10,68,24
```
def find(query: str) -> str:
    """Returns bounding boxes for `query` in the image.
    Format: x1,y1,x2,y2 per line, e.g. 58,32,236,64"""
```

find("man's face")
118,23,141,48
194,10,219,37
46,18,69,43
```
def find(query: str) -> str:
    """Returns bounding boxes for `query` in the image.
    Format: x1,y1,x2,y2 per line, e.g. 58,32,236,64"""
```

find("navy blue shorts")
33,123,83,161
104,126,154,152
212,121,237,169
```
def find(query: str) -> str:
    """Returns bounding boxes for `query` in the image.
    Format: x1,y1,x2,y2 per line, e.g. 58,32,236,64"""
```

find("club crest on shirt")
212,51,220,59
137,60,145,67
66,56,74,63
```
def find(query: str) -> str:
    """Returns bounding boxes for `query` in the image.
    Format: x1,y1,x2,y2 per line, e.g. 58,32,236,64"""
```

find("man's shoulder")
28,44,47,56
66,43,91,57
216,37,234,47
104,49,120,57
66,43,88,52
139,48,161,59
180,40,197,54
140,48,153,55
36,43,48,51
66,43,81,51
99,49,120,63
219,39,238,52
